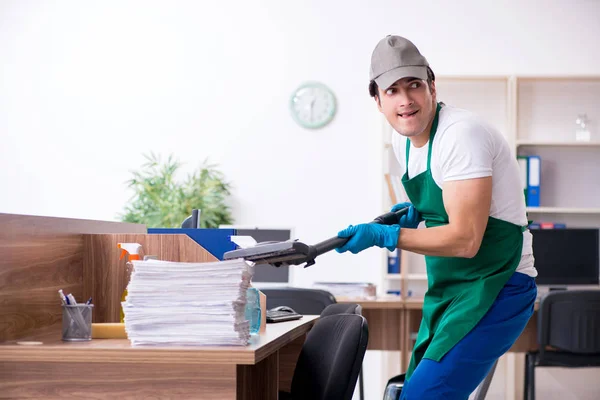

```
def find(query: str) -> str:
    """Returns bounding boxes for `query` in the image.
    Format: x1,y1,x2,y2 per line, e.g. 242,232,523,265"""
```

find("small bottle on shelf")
575,113,591,142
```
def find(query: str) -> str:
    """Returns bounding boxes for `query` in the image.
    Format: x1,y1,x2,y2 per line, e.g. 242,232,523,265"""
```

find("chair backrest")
260,287,336,314
291,314,369,400
320,302,362,317
538,290,600,356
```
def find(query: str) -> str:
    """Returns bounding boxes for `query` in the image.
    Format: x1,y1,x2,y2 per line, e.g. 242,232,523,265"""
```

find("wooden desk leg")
237,351,279,400
402,310,411,371
399,309,406,372
278,334,306,393
402,309,423,372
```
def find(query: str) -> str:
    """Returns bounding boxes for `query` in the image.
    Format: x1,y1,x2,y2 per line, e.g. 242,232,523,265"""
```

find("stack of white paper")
122,258,254,347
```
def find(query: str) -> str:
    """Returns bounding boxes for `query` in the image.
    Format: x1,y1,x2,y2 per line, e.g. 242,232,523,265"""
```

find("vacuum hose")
312,207,409,256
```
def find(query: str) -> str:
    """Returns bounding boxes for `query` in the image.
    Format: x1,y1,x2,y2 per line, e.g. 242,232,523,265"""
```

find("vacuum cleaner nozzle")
223,207,409,268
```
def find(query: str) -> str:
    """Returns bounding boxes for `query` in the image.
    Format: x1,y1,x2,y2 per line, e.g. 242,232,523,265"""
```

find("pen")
58,289,69,305
85,297,93,305
57,290,67,305
67,294,77,305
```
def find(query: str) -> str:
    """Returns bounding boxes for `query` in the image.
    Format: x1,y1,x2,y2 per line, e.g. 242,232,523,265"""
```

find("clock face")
290,82,336,129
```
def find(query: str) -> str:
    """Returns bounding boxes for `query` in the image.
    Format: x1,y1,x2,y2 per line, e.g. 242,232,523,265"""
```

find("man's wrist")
379,224,400,251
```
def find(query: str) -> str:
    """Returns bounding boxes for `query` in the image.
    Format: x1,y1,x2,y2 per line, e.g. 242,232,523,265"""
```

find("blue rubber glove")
391,202,422,229
336,224,400,254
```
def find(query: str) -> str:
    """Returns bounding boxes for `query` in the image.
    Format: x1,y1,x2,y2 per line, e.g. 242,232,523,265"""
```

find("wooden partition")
83,233,219,322
0,212,227,340
0,213,313,400
0,213,145,341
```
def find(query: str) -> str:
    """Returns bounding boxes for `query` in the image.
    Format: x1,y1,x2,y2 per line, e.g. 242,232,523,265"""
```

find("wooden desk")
0,316,318,400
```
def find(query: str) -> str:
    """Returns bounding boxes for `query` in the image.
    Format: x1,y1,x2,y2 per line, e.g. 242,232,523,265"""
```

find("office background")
1,1,599,399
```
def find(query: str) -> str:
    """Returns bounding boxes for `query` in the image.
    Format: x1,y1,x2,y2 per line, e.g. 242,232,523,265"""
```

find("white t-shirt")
391,105,537,277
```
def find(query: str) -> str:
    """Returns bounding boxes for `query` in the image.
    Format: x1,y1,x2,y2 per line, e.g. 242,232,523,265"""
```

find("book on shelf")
386,289,413,297
517,155,541,207
387,248,401,274
529,222,566,229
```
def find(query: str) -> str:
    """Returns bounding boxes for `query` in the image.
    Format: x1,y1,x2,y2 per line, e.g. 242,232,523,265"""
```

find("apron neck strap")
405,102,442,171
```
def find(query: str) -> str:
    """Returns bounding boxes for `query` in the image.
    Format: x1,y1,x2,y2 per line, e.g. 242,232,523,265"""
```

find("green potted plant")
119,153,234,228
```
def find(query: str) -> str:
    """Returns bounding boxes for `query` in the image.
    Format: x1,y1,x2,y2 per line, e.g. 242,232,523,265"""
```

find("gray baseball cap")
369,35,429,90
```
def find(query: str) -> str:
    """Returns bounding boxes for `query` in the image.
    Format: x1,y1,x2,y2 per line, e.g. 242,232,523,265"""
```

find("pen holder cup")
62,304,94,341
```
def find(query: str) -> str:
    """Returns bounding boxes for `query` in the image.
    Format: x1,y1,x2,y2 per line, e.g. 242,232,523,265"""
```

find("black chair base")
382,373,405,400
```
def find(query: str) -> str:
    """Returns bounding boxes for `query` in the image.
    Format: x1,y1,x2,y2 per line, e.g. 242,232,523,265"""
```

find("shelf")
516,76,600,82
517,140,600,147
437,75,508,82
385,274,428,280
526,207,600,214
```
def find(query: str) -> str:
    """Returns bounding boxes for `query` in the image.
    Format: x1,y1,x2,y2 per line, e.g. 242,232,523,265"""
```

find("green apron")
402,103,524,379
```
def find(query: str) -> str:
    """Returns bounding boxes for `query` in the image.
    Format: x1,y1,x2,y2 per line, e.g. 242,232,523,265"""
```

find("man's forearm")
397,225,480,258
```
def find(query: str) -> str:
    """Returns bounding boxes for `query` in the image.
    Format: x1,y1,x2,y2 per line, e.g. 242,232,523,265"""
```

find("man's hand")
336,224,400,254
391,202,422,229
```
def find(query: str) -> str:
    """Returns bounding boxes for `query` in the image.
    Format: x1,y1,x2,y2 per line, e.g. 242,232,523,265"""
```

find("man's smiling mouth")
398,110,419,118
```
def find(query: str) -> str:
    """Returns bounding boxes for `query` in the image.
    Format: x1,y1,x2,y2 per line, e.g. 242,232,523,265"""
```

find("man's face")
376,77,437,138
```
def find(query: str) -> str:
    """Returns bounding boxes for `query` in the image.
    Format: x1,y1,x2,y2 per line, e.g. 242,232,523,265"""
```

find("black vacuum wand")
223,207,408,268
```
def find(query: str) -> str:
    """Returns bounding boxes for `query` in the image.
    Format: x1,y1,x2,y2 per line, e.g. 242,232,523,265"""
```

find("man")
336,35,538,399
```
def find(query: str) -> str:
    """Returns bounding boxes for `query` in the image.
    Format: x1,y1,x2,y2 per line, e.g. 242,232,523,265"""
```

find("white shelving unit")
526,207,600,214
381,74,600,299
516,140,600,147
516,76,600,219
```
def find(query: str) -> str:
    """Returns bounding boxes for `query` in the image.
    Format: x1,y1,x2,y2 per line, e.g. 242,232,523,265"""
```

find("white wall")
2,1,600,398
2,0,600,289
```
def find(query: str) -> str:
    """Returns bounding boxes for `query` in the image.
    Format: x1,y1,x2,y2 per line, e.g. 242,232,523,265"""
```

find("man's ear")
429,80,437,99
375,95,383,112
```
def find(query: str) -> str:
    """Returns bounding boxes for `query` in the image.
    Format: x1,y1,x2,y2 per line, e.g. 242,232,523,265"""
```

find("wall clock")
290,82,337,129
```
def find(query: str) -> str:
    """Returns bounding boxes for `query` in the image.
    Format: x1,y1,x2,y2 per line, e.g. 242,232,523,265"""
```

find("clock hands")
308,97,316,122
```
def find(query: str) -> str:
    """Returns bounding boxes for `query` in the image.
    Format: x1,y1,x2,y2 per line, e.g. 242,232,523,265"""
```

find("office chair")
320,303,366,400
320,302,363,317
524,290,600,400
279,313,369,400
261,287,337,314
261,288,366,400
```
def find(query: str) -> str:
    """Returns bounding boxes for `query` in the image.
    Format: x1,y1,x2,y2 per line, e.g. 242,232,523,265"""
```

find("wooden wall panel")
0,214,145,341
0,213,145,236
83,234,219,323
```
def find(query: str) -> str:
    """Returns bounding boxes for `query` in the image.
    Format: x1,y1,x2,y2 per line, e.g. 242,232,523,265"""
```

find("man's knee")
400,358,479,400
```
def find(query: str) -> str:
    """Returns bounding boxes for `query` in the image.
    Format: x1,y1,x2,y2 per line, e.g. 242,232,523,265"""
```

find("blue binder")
517,156,529,205
526,156,541,207
387,249,400,274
